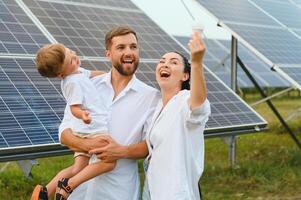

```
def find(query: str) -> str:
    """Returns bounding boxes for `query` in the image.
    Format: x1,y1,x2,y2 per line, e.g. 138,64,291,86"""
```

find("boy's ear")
58,73,64,80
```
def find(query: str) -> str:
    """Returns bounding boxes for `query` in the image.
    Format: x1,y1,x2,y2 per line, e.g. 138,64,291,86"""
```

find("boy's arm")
70,104,91,124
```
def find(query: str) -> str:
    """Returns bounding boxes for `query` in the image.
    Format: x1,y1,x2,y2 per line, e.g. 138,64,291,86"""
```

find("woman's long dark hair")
173,51,191,90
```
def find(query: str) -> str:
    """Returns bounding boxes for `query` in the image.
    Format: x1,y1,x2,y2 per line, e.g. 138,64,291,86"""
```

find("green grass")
1,94,301,199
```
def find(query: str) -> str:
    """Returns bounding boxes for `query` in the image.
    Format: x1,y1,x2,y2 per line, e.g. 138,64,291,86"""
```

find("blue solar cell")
0,83,20,97
14,84,41,97
45,126,59,142
253,0,301,30
1,129,31,147
0,0,50,54
24,127,54,144
13,112,42,128
196,0,279,26
0,133,8,148
0,112,21,130
24,97,52,112
279,67,301,86
3,97,30,112
34,111,61,127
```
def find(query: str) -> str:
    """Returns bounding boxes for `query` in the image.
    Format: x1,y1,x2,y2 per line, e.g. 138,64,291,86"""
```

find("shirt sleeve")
186,98,211,126
64,81,83,106
58,107,72,143
79,67,91,78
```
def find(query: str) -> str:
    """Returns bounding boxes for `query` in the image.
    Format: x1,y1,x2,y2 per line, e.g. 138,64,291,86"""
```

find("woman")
142,31,211,200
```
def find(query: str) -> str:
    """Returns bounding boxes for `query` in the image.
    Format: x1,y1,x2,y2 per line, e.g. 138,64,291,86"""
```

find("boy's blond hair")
36,43,66,77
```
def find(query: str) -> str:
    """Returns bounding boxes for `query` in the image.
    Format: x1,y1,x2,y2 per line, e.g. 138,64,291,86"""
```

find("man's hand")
89,135,127,163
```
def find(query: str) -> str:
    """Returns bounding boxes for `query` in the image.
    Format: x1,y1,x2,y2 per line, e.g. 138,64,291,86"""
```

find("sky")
131,0,231,40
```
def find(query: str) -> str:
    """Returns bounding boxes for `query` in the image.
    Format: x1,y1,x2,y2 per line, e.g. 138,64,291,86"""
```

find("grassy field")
0,93,300,199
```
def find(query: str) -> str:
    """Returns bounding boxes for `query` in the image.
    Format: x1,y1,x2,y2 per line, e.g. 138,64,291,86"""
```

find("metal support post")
16,160,38,179
237,56,301,150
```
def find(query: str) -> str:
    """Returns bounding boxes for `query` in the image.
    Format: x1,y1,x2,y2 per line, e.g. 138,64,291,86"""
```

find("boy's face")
59,48,81,79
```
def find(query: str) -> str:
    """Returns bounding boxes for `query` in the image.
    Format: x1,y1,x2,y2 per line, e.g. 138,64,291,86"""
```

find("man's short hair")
105,26,138,50
36,43,66,77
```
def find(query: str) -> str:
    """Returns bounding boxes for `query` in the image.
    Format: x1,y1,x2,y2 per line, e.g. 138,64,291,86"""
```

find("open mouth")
122,59,134,65
160,70,170,78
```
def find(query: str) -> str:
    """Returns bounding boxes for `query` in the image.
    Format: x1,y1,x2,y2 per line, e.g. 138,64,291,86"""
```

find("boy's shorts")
73,131,109,158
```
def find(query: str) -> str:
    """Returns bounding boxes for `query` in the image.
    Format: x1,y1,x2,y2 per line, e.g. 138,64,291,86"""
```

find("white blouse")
146,90,211,200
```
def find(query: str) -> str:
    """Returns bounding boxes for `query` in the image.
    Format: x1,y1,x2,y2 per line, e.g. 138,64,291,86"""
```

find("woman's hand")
188,31,206,65
188,31,207,110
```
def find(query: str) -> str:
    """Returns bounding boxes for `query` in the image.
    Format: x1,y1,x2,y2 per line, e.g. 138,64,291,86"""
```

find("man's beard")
113,61,138,76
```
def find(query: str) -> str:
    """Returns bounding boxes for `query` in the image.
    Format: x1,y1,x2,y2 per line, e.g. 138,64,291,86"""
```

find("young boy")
31,43,115,200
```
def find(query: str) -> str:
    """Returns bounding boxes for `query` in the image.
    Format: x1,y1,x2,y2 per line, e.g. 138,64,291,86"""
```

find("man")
59,26,159,200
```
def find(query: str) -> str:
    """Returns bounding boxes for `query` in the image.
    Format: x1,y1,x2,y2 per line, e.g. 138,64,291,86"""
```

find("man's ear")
105,49,111,58
182,73,189,82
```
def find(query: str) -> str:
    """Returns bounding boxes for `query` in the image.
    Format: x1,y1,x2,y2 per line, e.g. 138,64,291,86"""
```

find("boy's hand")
82,111,91,124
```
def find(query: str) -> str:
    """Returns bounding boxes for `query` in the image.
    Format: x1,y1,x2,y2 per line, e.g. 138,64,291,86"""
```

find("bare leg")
46,155,89,198
57,161,116,198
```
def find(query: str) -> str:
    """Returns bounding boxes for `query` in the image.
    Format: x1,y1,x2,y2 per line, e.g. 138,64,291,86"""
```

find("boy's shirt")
61,72,108,134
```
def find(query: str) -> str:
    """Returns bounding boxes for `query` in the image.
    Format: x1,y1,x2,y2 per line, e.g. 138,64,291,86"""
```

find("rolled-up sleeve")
79,67,91,77
186,99,211,126
58,107,72,143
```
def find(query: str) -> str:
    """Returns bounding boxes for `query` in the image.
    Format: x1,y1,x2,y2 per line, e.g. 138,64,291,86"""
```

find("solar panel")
279,67,301,85
175,36,289,88
0,0,50,54
0,0,267,161
23,0,186,59
196,0,301,90
252,0,301,30
63,0,139,9
293,0,301,6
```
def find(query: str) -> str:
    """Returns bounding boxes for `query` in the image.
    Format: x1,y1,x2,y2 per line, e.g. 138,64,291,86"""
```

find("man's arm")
89,137,148,163
90,70,105,78
60,128,109,152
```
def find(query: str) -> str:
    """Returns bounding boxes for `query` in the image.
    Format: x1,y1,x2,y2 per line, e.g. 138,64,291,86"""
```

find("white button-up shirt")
59,71,160,200
146,90,211,200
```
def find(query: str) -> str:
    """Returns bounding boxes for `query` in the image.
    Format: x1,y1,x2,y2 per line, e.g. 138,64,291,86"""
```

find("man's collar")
99,71,140,92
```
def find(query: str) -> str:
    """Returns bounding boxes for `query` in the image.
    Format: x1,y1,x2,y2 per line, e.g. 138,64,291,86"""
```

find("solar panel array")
0,0,267,160
175,36,290,88
0,0,50,54
196,0,301,90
